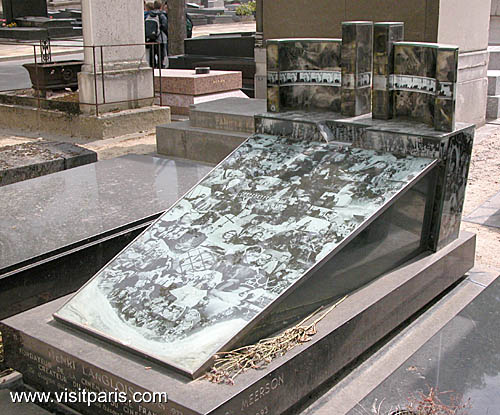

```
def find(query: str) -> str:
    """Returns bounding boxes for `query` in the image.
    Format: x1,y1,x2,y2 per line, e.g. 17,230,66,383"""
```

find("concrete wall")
262,0,438,42
438,0,491,127
260,0,491,126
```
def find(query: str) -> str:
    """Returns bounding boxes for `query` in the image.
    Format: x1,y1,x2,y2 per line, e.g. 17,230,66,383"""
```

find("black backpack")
186,14,193,38
145,13,160,42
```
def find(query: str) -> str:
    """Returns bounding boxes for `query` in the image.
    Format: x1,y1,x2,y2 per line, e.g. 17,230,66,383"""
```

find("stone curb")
0,370,23,390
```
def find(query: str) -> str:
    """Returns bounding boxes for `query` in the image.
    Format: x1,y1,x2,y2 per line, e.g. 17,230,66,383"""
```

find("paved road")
0,53,83,91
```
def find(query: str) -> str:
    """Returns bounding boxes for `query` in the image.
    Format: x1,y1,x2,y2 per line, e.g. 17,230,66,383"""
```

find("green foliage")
235,1,256,16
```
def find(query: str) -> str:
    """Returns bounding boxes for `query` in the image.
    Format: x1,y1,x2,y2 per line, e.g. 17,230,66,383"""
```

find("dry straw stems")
205,295,348,384
407,387,471,415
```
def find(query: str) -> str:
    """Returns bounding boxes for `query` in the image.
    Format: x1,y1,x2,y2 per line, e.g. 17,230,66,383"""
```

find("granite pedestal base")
78,66,154,115
154,69,244,115
0,232,475,415
0,103,170,140
155,89,248,116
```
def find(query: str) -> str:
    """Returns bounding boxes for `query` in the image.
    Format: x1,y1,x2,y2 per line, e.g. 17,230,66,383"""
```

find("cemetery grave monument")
0,0,82,40
0,20,476,415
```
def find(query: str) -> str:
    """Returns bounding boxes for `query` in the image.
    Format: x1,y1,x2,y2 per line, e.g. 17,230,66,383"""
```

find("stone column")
254,0,267,99
168,0,186,56
78,0,153,115
341,21,373,117
372,22,404,120
490,0,500,44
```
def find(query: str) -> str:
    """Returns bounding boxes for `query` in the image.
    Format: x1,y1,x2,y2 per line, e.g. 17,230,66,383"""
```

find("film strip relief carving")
266,38,342,112
341,73,372,89
392,42,458,132
375,75,453,98
392,75,437,95
437,82,454,99
267,71,342,86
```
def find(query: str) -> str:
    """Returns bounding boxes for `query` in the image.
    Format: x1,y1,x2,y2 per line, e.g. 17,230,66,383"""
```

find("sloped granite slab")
54,134,435,378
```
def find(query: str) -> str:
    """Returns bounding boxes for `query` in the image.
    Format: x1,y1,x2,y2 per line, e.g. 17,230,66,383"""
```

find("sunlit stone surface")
55,134,434,376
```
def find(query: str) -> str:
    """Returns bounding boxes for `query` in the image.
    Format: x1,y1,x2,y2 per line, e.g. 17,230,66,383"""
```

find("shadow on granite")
345,273,500,415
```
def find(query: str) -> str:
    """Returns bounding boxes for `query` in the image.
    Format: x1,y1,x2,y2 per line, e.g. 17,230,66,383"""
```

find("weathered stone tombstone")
1,20,476,415
0,0,170,140
1,0,47,24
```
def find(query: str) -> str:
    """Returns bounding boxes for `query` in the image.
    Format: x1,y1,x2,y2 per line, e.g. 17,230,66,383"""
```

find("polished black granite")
0,155,212,272
345,274,500,415
464,190,500,229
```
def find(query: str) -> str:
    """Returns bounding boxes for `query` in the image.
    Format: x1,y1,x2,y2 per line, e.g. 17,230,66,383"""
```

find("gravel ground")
462,124,500,270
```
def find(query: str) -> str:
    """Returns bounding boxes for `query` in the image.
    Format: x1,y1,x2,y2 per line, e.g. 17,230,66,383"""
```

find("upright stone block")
266,38,342,113
372,22,404,120
266,41,280,112
434,45,458,132
393,42,437,127
341,21,373,117
393,41,458,132
78,0,154,115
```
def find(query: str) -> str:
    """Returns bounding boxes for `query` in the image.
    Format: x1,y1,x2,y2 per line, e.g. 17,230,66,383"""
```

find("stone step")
488,46,500,70
156,120,249,164
488,70,500,95
189,97,266,132
486,95,500,119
